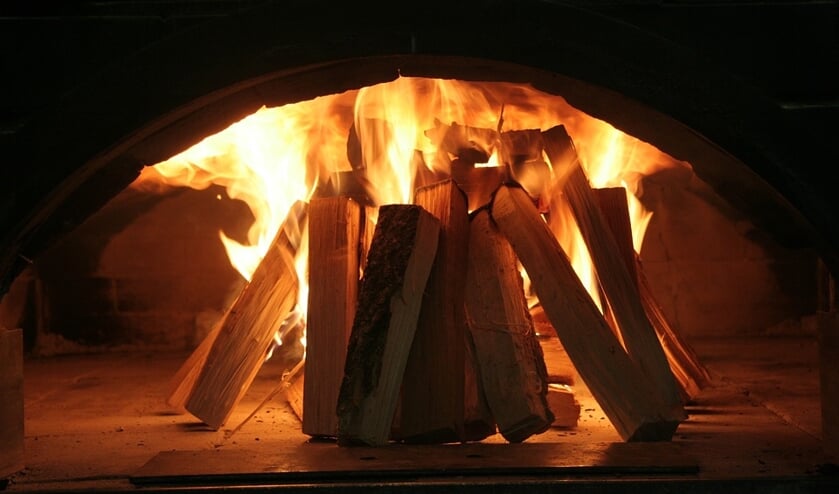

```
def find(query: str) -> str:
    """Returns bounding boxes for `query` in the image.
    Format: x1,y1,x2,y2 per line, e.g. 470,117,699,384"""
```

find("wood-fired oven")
1,1,837,492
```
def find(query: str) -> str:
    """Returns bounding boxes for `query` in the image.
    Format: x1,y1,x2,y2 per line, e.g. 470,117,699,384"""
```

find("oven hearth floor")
4,335,837,493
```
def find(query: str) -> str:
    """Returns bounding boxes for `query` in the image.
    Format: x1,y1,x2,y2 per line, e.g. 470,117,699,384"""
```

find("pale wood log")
590,187,638,283
168,202,306,413
337,204,440,446
1,329,24,477
490,184,682,441
542,125,684,417
591,186,711,400
303,196,362,438
546,383,581,429
462,330,498,440
185,222,300,429
398,179,493,443
464,208,553,443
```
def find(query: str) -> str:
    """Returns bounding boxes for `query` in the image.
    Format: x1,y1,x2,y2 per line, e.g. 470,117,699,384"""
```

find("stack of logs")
166,121,712,447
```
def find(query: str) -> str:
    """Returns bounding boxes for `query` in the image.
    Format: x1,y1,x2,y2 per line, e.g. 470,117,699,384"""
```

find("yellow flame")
138,76,688,350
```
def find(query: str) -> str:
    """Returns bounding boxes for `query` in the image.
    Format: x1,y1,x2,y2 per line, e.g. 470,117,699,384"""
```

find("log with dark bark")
303,196,362,438
336,204,440,446
465,208,553,443
542,125,684,417
490,184,682,441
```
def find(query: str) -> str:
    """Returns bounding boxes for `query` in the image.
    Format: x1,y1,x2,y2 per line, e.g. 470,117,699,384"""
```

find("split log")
1,329,24,477
542,125,684,416
546,384,580,428
464,208,553,443
397,179,493,443
167,202,307,414
490,184,682,441
303,196,362,437
337,204,440,446
184,218,301,430
591,186,711,400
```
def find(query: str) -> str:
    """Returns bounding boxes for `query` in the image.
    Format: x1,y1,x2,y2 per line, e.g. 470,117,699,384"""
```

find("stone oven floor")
4,335,837,493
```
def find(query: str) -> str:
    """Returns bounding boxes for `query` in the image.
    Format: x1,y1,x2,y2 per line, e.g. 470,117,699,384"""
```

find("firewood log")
183,209,303,429
336,204,440,446
397,179,494,444
591,187,711,400
167,202,306,417
546,383,580,428
303,196,362,437
465,208,553,442
490,184,682,441
542,125,684,416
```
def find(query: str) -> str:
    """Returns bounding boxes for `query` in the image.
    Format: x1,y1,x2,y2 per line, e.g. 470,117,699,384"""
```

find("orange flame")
137,76,688,346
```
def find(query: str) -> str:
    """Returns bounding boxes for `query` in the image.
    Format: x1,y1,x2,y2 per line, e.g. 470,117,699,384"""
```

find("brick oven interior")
1,1,838,493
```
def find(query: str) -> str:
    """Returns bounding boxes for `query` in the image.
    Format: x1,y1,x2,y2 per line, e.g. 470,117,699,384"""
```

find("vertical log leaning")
591,187,711,400
465,208,553,442
542,125,684,418
0,328,24,477
167,202,306,413
337,205,440,446
185,224,300,429
399,179,493,443
491,185,680,441
303,196,362,437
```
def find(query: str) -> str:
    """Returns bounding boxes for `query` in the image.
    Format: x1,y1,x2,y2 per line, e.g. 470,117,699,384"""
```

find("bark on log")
490,184,682,441
303,196,362,437
337,204,440,446
465,208,553,443
542,125,684,417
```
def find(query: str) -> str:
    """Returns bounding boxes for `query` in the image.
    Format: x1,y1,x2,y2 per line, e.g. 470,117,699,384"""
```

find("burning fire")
135,76,689,350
